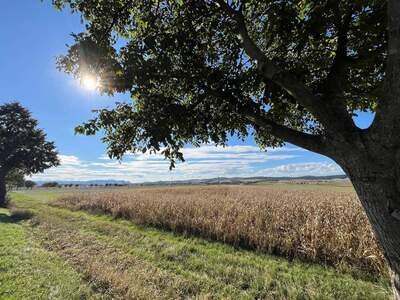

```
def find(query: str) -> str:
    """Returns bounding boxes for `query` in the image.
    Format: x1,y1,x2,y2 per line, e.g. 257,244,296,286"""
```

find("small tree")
0,103,59,206
53,0,400,297
41,181,60,188
25,180,37,189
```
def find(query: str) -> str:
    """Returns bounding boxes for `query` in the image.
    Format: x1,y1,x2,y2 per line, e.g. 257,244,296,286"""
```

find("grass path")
0,208,96,299
0,191,392,299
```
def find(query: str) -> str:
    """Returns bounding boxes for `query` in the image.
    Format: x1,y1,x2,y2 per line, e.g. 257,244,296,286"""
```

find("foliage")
0,102,59,176
5,169,25,190
41,181,60,188
52,0,386,164
24,180,37,189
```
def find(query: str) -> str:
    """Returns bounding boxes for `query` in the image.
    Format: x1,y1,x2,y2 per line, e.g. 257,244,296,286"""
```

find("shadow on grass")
0,210,33,223
0,212,16,224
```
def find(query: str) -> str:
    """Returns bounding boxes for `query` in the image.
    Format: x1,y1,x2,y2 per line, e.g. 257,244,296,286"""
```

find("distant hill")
34,175,347,187
35,180,131,186
131,175,348,186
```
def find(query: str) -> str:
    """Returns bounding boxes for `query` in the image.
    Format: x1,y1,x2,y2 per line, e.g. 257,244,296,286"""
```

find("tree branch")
323,11,352,100
215,0,354,133
346,44,386,65
98,1,132,43
244,111,329,155
191,74,330,155
315,10,358,134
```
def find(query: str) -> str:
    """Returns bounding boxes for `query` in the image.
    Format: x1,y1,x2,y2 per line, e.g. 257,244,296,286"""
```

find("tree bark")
345,162,400,300
0,175,6,208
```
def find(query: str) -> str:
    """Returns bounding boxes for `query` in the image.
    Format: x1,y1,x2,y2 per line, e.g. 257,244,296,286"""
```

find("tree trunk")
347,166,400,300
0,176,6,208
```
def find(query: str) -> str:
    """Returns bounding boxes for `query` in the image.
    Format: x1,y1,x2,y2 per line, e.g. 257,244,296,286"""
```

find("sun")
81,74,99,91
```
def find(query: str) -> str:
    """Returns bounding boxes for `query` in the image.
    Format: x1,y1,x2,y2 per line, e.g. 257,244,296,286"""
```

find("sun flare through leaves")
80,74,99,91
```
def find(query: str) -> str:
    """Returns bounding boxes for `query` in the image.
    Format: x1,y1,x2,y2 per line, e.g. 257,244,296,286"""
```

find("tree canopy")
53,0,386,166
0,102,59,175
41,181,60,188
5,169,25,190
0,102,59,206
0,102,60,207
24,180,37,189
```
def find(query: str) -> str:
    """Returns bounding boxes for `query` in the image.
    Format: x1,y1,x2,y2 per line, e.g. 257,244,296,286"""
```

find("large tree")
0,102,59,206
52,0,400,297
5,169,25,191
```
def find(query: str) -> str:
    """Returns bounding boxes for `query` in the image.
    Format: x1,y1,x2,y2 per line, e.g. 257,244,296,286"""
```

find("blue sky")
0,2,374,182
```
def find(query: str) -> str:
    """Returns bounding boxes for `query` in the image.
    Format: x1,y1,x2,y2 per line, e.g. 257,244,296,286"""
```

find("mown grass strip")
0,208,96,300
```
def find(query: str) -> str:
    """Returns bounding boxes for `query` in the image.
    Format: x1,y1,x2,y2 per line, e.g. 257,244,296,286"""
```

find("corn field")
54,185,386,275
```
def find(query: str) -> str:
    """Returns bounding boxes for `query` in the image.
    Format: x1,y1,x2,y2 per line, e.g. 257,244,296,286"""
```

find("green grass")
0,190,392,299
0,208,95,299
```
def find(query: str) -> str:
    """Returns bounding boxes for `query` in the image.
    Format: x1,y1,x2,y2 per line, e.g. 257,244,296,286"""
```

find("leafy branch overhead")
55,0,386,164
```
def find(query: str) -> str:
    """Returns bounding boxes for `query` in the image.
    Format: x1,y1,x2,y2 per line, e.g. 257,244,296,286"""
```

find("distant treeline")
40,182,129,188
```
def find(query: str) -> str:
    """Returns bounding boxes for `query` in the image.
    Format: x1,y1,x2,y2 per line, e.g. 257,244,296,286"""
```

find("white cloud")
31,145,342,183
58,155,81,166
119,145,303,161
255,162,344,177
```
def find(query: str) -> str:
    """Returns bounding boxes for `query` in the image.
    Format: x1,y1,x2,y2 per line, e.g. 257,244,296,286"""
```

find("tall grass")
54,185,385,275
